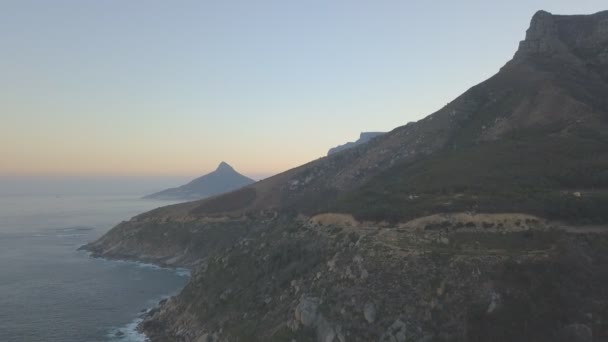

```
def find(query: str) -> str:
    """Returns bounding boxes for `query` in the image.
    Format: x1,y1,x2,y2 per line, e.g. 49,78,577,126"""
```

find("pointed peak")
216,161,235,172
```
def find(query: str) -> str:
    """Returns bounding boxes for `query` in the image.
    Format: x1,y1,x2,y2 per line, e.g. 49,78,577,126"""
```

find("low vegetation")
333,132,608,224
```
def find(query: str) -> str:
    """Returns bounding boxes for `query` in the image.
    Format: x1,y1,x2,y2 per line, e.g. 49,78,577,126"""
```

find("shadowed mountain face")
86,11,608,342
143,162,254,200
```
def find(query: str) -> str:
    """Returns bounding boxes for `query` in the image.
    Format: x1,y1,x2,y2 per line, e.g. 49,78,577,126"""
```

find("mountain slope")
144,162,254,200
85,10,608,342
333,9,608,222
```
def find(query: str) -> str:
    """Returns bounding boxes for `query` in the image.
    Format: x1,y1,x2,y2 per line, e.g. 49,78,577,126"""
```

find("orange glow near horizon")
4,2,605,180
0,150,312,178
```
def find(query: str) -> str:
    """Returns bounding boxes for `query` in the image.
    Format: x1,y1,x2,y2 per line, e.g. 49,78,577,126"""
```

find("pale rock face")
380,319,408,342
516,10,569,58
527,11,558,39
515,10,608,61
363,302,377,323
294,296,341,342
295,296,320,327
486,291,501,314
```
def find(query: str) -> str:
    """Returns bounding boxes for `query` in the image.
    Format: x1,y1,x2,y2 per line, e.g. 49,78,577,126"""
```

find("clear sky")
1,1,606,179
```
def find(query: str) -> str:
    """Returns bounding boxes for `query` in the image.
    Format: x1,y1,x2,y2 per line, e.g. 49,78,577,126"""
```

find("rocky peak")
216,161,235,173
526,10,559,42
514,10,608,63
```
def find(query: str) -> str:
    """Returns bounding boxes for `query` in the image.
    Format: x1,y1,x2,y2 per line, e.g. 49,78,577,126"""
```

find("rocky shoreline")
84,212,607,342
78,245,193,341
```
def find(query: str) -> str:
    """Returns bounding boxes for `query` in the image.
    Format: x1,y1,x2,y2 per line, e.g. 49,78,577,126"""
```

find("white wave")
83,253,192,278
56,233,86,238
57,226,95,232
123,260,162,271
175,267,191,277
107,317,148,342
107,293,178,342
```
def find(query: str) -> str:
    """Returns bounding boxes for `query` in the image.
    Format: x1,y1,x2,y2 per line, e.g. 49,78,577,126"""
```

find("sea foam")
107,317,148,342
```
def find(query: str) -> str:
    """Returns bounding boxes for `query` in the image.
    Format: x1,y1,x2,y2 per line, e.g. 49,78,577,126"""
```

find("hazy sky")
1,1,606,178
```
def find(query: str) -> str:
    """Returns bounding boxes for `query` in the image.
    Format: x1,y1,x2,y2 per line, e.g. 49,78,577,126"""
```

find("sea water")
0,194,189,342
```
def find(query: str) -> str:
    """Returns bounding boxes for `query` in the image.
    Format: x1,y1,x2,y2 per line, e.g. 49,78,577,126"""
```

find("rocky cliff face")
513,10,608,86
516,10,608,59
84,10,608,342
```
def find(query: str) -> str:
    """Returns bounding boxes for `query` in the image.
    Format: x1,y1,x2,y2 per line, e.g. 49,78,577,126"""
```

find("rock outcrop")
327,132,385,156
516,10,608,57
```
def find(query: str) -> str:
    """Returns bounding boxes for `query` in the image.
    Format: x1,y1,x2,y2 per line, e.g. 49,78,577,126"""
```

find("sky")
1,0,606,182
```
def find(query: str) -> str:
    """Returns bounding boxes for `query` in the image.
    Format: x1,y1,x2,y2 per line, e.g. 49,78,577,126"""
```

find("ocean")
0,194,189,342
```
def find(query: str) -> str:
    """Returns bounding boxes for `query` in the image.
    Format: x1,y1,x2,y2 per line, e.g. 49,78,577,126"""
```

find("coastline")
108,294,176,342
78,246,192,341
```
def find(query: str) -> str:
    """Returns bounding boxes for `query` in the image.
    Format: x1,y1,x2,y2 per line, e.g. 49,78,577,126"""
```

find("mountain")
143,162,254,200
327,132,385,155
84,11,608,342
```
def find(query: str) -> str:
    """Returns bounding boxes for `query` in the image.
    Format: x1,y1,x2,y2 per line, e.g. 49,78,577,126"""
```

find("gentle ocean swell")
0,194,189,342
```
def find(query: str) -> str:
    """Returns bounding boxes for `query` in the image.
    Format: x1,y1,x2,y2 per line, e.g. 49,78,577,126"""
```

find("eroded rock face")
515,10,608,61
518,10,564,55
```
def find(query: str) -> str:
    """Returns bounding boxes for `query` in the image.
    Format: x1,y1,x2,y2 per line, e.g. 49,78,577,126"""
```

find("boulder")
295,296,320,327
363,302,377,323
